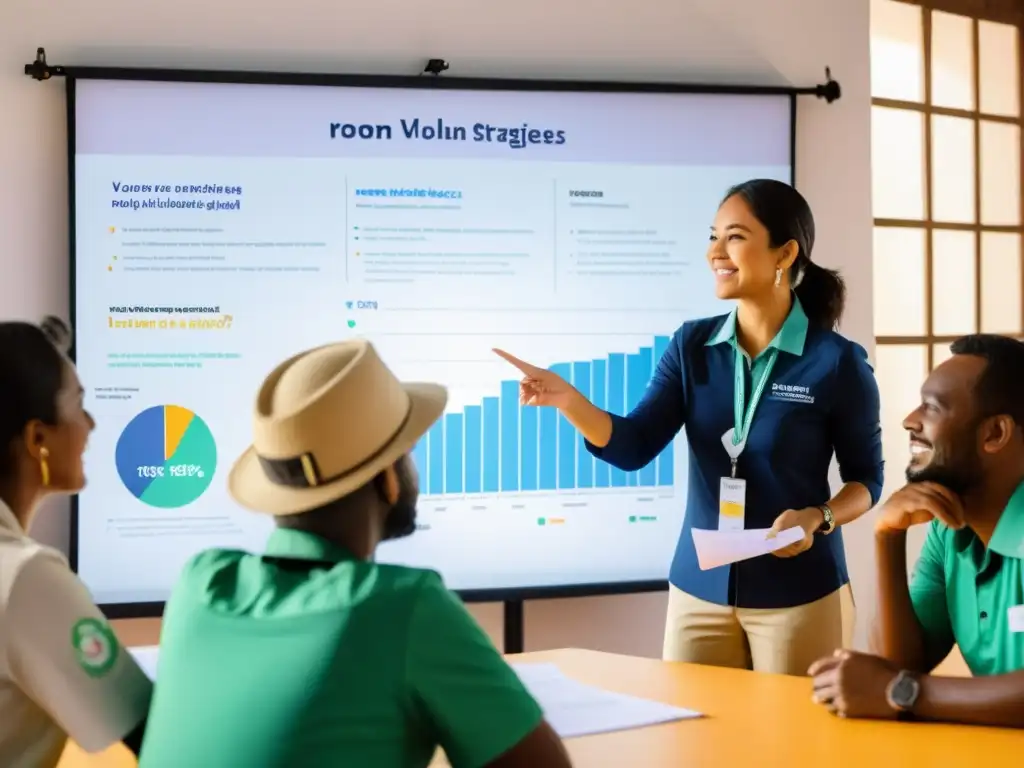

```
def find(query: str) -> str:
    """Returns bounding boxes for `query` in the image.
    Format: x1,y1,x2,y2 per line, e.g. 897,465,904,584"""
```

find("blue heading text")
329,118,567,149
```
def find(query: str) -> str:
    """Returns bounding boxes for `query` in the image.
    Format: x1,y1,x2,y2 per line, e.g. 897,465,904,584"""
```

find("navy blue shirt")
587,298,884,609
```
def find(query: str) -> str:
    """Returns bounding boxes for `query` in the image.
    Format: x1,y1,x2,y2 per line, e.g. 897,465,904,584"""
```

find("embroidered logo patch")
71,618,118,677
771,382,815,404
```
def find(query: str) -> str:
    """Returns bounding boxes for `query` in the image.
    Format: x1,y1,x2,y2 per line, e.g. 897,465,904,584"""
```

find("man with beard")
138,340,572,768
808,334,1024,729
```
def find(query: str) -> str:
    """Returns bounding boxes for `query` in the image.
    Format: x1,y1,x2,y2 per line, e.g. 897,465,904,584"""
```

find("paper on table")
511,663,702,739
691,526,804,571
129,645,160,680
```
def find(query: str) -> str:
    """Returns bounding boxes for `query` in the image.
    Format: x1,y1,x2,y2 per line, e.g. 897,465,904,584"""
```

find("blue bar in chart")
607,353,627,488
521,406,538,491
428,420,444,495
483,397,499,493
445,413,463,493
654,336,674,486
539,406,557,491
464,405,482,493
591,359,610,488
417,338,676,496
573,361,594,488
551,363,575,489
500,380,519,492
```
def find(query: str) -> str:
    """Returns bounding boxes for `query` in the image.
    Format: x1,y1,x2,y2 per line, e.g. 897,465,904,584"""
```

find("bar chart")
411,336,674,495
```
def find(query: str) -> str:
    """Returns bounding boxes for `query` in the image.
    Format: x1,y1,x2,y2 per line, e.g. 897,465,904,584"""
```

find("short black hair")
0,317,73,480
949,333,1024,426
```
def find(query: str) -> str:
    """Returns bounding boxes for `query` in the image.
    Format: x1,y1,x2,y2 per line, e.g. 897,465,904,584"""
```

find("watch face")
890,674,920,708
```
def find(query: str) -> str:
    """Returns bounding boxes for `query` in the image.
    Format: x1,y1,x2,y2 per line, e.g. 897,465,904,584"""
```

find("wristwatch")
885,670,921,716
818,503,836,534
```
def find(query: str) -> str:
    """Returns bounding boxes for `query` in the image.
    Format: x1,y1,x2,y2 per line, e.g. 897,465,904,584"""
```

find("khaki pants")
662,584,855,676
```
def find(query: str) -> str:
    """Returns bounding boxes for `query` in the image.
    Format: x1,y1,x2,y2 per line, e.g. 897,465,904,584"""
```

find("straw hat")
228,339,447,515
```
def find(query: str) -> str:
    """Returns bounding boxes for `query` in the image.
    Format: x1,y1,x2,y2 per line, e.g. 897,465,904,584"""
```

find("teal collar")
264,528,358,563
705,294,809,356
988,480,1024,559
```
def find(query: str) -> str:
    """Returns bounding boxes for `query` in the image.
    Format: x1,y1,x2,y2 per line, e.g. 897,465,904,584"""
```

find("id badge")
719,477,746,531
1009,604,1024,633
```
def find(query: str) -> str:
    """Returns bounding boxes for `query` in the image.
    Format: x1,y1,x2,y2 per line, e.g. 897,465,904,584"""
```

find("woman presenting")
495,179,883,676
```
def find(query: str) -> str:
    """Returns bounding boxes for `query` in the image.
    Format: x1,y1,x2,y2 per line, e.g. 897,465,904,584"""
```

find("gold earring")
39,447,50,487
774,268,783,288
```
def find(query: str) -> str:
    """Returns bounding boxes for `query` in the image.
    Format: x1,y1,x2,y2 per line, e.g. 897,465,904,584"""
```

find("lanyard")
727,347,779,477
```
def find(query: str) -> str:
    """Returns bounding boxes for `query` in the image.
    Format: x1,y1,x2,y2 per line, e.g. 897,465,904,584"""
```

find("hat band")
255,406,413,490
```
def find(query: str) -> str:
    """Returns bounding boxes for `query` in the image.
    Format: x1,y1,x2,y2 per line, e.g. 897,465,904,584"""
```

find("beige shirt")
0,501,152,767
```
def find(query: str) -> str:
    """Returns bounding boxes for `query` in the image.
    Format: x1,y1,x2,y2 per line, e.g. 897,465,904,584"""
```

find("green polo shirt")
909,480,1024,676
138,530,543,768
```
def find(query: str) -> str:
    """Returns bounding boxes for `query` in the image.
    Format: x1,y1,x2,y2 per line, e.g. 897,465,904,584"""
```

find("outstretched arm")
581,328,688,472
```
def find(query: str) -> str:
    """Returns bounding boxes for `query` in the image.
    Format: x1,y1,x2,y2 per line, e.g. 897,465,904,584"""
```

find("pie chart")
114,405,217,508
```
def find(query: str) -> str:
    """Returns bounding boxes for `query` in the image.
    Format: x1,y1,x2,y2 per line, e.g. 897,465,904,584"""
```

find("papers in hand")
511,663,703,738
692,526,804,571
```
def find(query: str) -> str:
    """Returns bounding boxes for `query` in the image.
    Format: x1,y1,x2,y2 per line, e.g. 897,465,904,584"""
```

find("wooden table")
59,648,1021,767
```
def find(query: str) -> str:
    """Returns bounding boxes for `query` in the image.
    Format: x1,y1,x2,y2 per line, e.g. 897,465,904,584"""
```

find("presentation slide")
71,78,792,606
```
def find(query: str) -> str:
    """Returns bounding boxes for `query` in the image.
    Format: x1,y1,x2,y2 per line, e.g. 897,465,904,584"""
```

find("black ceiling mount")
24,47,63,80
811,67,841,103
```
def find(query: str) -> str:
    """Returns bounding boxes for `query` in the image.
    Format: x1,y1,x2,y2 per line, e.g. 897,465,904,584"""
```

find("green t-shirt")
139,530,543,768
909,481,1024,676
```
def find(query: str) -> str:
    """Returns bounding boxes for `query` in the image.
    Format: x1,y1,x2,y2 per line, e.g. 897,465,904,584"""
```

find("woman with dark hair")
495,179,883,675
0,317,151,766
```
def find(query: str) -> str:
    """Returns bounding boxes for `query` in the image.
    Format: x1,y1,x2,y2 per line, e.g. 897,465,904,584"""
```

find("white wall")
0,0,875,653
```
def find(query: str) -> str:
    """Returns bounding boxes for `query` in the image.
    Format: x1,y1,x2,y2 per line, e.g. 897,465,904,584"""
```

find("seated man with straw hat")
138,340,571,768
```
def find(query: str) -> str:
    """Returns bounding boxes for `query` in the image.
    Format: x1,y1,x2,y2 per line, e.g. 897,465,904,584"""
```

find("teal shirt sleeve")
908,521,956,668
406,573,543,768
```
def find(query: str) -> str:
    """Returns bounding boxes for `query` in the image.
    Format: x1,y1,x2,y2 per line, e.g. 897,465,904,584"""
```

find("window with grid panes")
870,0,1023,499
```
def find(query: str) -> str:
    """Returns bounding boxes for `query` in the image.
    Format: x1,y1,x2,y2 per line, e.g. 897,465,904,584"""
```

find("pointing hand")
492,349,578,411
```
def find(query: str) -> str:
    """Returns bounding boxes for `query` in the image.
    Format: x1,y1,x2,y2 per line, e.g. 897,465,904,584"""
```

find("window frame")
872,0,1024,366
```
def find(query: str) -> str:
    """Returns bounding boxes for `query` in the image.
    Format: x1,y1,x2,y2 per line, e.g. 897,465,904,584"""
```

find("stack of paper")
511,663,703,738
691,526,803,570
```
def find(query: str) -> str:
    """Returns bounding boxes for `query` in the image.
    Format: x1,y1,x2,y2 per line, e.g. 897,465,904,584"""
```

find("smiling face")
707,193,798,300
903,354,988,495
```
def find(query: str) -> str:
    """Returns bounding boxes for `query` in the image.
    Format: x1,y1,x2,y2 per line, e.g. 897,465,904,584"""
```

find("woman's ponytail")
794,259,846,330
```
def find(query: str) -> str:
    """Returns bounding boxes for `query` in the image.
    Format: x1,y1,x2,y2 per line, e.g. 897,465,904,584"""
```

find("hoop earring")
774,268,783,288
39,447,50,488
